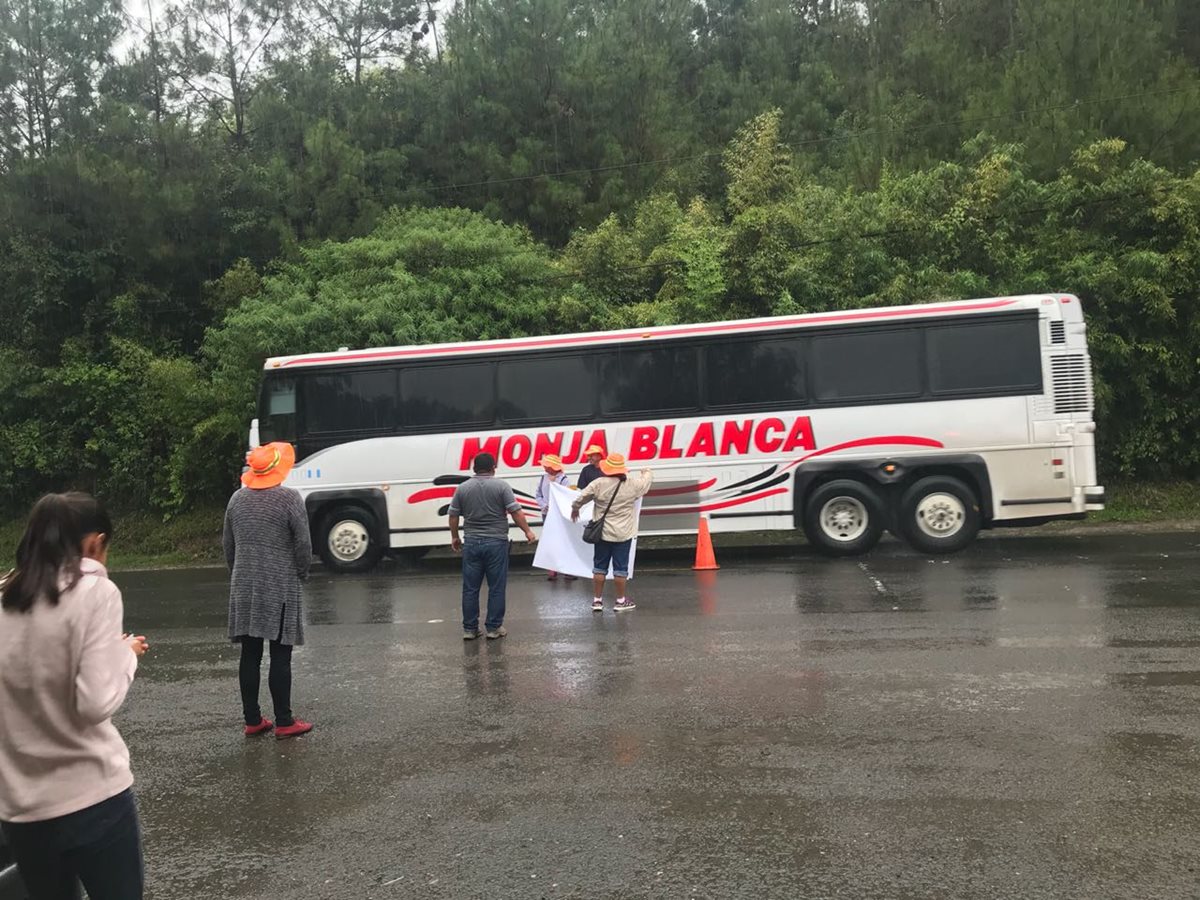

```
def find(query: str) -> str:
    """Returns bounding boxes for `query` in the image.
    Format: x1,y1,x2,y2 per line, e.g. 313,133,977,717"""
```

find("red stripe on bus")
646,478,718,497
409,486,541,509
407,487,457,504
279,299,1018,367
642,486,789,516
781,435,945,472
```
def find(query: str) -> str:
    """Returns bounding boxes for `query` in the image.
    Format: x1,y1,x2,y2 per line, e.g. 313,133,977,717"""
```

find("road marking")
858,562,888,595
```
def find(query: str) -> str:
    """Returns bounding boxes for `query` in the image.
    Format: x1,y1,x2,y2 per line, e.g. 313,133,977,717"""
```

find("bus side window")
305,369,397,433
401,362,495,428
927,319,1042,394
497,355,595,423
706,337,806,408
259,376,298,443
600,345,699,415
810,329,922,403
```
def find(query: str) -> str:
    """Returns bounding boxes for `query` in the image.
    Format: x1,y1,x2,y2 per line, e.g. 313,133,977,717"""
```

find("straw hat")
241,442,296,490
541,454,564,472
584,444,605,458
598,452,629,477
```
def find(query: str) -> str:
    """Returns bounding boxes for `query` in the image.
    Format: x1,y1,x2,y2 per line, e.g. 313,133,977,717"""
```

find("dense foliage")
1,0,1197,514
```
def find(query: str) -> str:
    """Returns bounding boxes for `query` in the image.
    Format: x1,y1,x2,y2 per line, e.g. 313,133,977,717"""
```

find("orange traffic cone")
693,515,719,571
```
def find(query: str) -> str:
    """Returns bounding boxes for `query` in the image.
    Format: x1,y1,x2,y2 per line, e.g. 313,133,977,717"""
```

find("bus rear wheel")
802,479,885,556
898,475,981,554
319,505,384,574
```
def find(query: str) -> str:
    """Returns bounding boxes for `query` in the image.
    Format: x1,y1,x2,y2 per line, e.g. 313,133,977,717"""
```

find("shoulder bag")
582,481,621,544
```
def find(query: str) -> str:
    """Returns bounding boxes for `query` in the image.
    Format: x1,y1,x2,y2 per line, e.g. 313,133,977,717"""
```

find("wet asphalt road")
115,531,1200,900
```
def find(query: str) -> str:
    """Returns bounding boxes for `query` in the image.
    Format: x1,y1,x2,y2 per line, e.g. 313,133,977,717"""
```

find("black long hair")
0,493,113,614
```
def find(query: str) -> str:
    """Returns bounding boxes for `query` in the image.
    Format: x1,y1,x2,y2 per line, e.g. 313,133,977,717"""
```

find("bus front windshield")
259,375,298,444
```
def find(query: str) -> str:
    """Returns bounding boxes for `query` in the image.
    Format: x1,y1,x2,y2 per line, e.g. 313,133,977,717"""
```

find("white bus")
250,294,1105,573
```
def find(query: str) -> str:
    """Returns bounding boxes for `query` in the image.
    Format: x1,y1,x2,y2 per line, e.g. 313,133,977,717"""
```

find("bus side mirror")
249,418,260,449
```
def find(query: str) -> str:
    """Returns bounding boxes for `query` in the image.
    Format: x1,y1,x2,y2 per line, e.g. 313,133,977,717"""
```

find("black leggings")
239,637,293,727
2,788,143,900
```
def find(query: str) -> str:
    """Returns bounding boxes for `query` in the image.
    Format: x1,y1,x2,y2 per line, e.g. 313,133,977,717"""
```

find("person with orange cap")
571,452,653,612
576,444,606,490
223,442,314,739
535,454,573,581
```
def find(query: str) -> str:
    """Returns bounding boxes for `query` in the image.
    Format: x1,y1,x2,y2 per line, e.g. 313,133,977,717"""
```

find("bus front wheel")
318,505,385,574
898,476,981,554
802,479,885,556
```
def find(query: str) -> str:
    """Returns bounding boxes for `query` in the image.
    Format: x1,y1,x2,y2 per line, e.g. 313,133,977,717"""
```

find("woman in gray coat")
223,442,313,739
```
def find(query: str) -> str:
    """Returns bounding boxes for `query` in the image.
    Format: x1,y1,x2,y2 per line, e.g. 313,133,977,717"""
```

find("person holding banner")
571,453,653,612
576,445,606,489
535,454,573,581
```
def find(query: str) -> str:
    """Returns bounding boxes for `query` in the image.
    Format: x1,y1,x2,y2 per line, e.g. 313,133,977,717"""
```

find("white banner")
532,482,638,579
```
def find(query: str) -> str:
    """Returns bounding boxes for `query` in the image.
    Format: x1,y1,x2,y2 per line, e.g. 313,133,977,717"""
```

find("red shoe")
244,718,274,736
275,719,313,739
547,571,558,580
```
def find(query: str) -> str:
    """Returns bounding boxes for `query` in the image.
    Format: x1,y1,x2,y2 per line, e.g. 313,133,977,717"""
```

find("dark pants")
239,637,294,726
462,538,509,632
1,789,143,900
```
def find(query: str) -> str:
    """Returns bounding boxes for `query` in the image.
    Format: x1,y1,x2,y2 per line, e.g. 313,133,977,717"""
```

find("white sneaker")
591,598,603,612
614,600,636,612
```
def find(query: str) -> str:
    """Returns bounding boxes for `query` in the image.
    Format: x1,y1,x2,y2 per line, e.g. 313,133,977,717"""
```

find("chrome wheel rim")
328,520,369,562
915,492,966,538
819,497,868,543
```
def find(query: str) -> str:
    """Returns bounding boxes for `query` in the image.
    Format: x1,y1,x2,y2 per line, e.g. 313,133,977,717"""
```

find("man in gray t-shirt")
448,452,537,640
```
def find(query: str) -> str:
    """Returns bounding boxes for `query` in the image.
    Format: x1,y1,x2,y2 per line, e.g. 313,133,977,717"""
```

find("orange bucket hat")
540,454,564,472
599,452,629,477
242,442,296,490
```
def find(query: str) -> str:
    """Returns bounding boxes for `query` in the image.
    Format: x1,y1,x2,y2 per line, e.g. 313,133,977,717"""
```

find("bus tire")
802,479,885,556
318,505,384,574
898,475,981,554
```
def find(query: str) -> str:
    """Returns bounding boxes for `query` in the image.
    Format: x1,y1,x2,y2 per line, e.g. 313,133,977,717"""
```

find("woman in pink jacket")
0,493,149,900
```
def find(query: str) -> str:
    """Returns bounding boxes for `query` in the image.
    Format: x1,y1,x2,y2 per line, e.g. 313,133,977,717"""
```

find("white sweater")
0,558,137,822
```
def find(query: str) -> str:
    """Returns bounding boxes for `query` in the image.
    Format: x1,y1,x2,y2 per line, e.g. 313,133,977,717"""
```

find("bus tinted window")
401,363,494,428
305,369,397,433
706,337,806,407
811,329,922,401
600,345,699,415
497,355,594,422
927,319,1042,394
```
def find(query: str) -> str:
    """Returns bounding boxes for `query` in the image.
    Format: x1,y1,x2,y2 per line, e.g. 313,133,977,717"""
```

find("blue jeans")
462,538,509,632
593,539,633,578
1,788,144,900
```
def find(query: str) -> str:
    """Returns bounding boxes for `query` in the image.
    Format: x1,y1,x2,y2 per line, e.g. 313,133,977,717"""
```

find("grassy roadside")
0,505,227,572
0,481,1195,572
1087,480,1200,523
